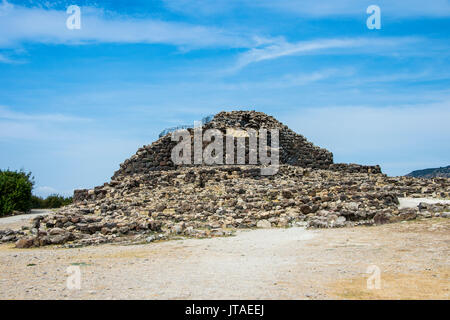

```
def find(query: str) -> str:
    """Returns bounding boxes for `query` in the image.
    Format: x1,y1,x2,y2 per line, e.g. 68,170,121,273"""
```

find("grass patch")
70,262,91,266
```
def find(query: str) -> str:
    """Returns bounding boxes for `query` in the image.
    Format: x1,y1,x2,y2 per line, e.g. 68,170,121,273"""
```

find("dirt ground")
0,218,448,300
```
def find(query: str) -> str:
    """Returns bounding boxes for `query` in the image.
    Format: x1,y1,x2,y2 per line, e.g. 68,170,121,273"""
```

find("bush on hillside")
0,169,34,217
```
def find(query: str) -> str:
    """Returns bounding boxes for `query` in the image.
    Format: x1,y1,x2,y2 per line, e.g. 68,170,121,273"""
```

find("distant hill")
406,165,450,178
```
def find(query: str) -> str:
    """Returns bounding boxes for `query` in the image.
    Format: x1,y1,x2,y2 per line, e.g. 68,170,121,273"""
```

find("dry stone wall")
111,111,334,179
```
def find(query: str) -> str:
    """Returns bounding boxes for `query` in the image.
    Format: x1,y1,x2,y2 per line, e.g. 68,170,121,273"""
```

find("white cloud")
164,0,450,17
255,0,450,17
33,186,75,197
0,50,25,63
0,106,93,141
0,121,42,140
0,1,445,72
34,185,58,196
0,0,12,14
0,106,91,122
0,53,12,63
346,70,450,85
0,2,254,49
217,69,348,90
233,37,421,71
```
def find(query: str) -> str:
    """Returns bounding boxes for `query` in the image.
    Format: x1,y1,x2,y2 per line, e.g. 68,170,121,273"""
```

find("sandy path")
0,218,448,300
0,210,52,230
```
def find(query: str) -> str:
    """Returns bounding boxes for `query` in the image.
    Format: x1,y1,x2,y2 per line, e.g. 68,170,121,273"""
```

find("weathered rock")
49,234,70,245
374,212,393,225
300,204,312,214
256,220,271,228
398,209,418,221
15,236,35,248
48,228,65,236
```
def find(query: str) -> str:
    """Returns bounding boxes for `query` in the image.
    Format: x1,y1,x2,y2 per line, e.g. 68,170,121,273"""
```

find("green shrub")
31,195,45,209
0,169,34,217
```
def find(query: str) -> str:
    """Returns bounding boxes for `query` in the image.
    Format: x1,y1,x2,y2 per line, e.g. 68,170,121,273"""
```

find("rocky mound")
2,111,449,248
110,111,334,180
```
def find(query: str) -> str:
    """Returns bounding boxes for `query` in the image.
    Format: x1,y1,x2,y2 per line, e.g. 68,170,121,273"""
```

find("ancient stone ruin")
2,111,449,248
111,111,335,178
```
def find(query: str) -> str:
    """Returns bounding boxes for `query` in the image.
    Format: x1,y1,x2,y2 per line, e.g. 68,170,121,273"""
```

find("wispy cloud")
164,0,450,17
217,69,349,90
0,51,24,64
254,0,450,17
0,1,254,49
232,37,421,71
1,1,445,72
0,106,91,122
34,185,59,197
0,53,13,63
345,70,450,85
0,106,92,141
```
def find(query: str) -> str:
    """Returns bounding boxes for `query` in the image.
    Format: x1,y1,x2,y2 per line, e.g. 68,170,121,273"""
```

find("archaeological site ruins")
2,111,449,248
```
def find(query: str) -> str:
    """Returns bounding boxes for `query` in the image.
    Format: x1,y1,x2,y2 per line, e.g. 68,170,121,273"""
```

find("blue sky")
0,0,449,197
